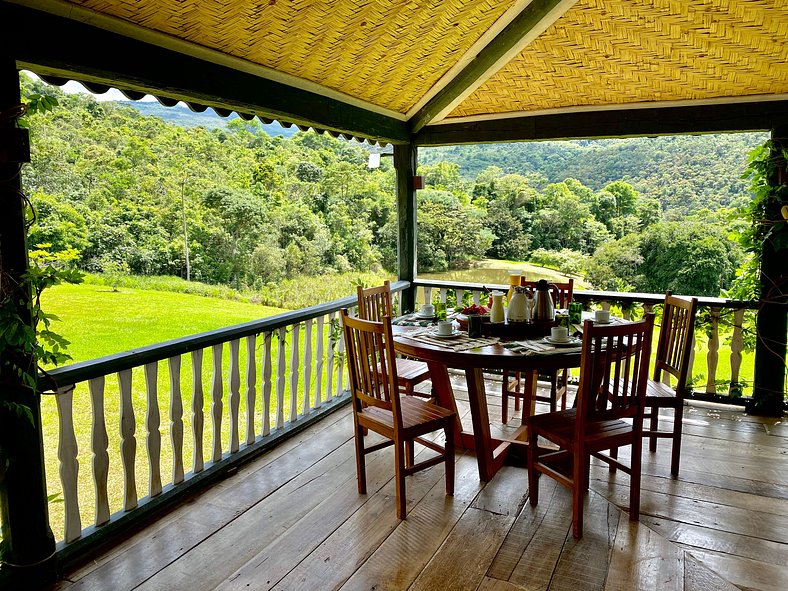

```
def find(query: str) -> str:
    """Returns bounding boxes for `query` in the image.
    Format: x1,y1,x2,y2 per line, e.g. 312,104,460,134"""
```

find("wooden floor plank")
338,453,483,591
264,447,451,590
547,492,619,591
46,392,787,591
643,516,788,568
408,466,527,591
506,480,575,591
604,513,684,591
683,549,788,591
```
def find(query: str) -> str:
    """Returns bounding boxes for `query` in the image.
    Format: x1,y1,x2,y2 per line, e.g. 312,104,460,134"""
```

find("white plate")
414,313,436,319
432,330,462,339
543,336,581,347
593,319,613,325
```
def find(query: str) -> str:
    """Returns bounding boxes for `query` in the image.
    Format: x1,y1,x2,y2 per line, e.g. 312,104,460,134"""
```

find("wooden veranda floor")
49,375,787,591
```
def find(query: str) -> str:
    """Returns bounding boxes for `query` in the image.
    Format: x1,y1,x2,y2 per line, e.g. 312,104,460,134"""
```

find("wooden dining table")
393,325,584,482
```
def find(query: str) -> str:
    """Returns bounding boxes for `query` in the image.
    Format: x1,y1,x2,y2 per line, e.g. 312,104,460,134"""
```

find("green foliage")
729,140,788,300
1,247,84,384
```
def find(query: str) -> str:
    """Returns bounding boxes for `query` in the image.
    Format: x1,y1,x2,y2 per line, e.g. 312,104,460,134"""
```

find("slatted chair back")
576,314,655,430
341,309,402,422
520,278,574,308
654,292,698,386
357,280,393,322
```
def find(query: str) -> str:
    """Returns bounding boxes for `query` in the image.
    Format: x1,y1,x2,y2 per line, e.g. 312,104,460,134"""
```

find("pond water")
418,260,583,288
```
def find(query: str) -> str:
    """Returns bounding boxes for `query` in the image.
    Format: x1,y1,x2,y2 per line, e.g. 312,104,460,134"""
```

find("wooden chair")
341,309,455,519
357,281,432,398
527,314,654,539
502,279,574,423
644,292,698,477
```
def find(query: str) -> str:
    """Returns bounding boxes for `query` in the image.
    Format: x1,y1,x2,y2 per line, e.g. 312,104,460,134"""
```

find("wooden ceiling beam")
408,0,577,134
414,101,788,146
6,3,410,145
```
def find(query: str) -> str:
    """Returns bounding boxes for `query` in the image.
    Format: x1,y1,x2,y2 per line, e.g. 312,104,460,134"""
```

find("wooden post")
750,126,788,416
394,143,417,312
0,53,56,581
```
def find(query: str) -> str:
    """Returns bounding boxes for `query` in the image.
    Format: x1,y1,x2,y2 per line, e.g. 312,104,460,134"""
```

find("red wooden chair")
357,281,432,398
644,292,698,477
341,309,455,519
502,279,574,423
527,314,654,538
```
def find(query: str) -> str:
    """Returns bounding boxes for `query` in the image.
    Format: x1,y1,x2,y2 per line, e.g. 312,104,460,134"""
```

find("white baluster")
290,323,301,422
168,355,184,485
600,300,611,311
424,286,432,305
144,362,162,497
326,312,336,402
314,316,325,409
56,385,81,542
118,369,137,511
89,377,110,526
706,307,720,395
228,339,241,453
455,289,465,311
472,291,481,305
643,303,654,315
245,334,257,446
276,326,287,429
302,319,313,416
191,349,204,474
729,308,745,395
261,332,273,436
439,288,448,305
335,323,345,398
211,343,223,463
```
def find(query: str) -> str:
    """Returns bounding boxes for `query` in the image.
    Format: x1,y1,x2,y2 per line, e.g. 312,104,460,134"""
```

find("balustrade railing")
39,277,756,565
412,279,757,403
42,282,406,562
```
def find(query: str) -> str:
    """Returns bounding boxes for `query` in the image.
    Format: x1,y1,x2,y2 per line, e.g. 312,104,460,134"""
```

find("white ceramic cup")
594,309,611,323
436,320,453,336
550,326,569,342
420,304,435,316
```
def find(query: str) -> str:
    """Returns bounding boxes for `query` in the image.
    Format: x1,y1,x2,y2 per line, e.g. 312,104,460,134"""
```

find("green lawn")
419,258,590,289
42,283,286,363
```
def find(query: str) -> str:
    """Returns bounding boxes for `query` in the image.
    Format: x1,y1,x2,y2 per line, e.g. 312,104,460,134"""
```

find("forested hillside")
421,133,767,215
21,74,761,297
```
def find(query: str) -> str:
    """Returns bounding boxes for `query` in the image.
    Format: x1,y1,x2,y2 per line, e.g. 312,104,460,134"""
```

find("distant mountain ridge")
420,132,768,214
118,101,299,138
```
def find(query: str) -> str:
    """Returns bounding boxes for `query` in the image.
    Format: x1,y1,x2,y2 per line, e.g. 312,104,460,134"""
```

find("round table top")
392,325,583,372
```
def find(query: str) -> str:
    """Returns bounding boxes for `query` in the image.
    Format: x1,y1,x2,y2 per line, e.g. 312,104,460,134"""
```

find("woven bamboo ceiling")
7,0,788,143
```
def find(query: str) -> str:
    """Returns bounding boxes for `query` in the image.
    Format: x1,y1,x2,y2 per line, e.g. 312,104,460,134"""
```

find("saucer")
543,336,581,347
593,319,613,325
432,330,461,339
415,312,436,319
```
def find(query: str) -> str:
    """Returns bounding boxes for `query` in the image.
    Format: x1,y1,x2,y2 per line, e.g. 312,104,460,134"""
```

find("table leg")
425,361,465,447
520,369,538,426
465,367,500,481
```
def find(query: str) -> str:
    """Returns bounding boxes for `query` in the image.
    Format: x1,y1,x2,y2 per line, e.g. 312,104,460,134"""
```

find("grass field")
419,258,590,289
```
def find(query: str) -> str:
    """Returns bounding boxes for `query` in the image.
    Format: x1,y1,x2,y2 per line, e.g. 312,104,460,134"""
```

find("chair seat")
645,379,677,399
396,358,430,384
529,408,636,450
360,397,454,435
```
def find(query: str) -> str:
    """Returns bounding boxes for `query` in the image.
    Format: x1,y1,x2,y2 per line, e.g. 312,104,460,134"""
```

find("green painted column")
750,125,787,417
0,49,57,585
394,143,418,312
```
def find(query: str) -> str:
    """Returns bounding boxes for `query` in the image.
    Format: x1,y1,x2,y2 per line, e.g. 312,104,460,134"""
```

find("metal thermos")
532,280,555,321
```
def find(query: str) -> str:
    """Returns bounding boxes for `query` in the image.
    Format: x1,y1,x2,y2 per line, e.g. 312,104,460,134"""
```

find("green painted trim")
53,394,351,574
6,4,409,144
415,102,788,145
409,0,566,133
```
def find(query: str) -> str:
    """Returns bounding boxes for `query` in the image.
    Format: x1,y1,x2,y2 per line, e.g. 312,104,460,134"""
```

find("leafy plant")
730,140,788,299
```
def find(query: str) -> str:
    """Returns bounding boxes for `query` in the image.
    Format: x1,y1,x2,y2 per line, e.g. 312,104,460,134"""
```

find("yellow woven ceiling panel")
449,0,788,118
64,0,517,114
